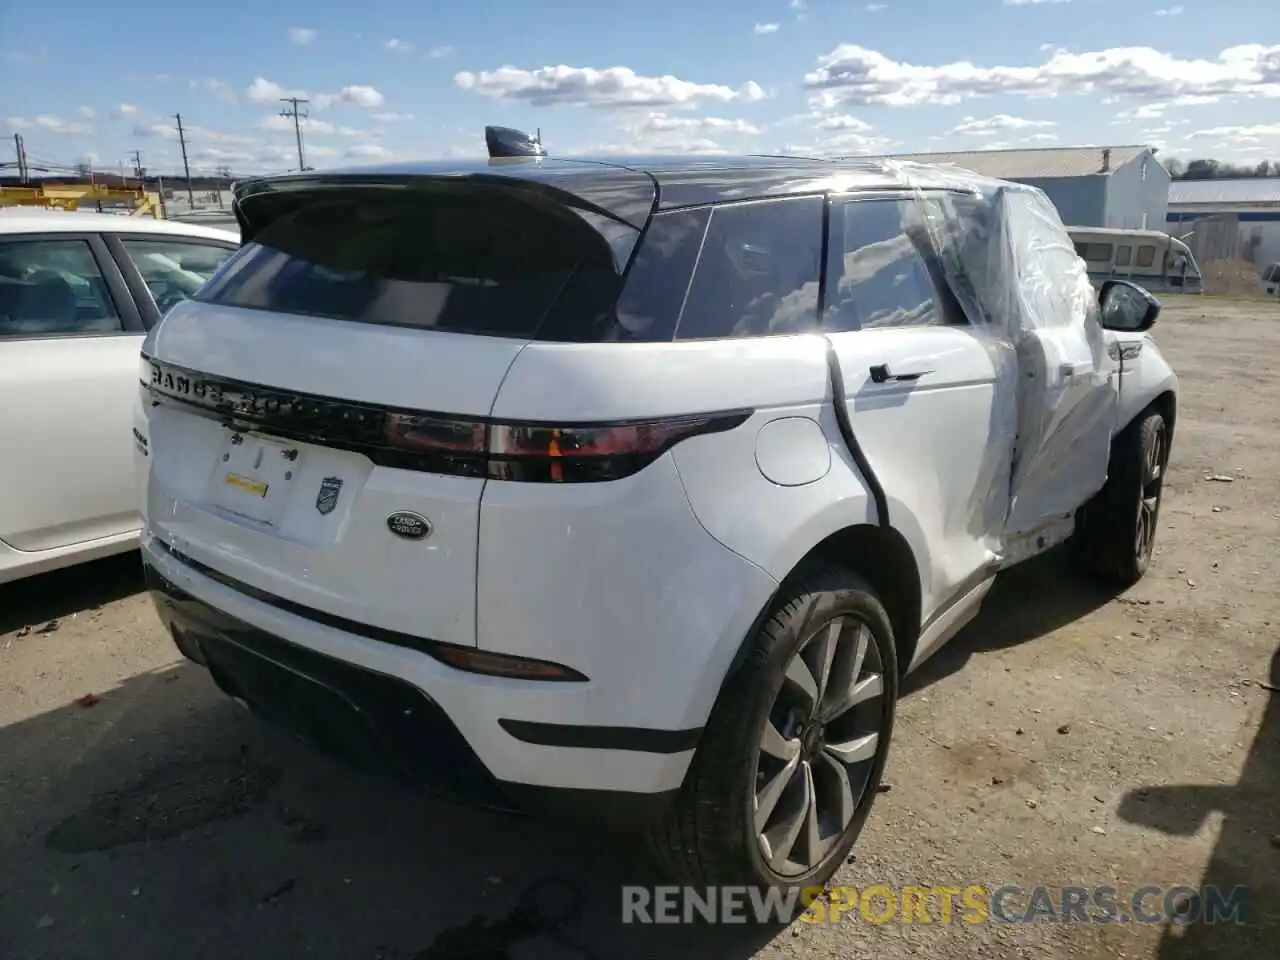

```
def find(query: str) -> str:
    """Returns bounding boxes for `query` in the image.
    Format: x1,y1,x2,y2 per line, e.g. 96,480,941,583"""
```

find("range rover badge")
386,511,432,541
316,477,343,515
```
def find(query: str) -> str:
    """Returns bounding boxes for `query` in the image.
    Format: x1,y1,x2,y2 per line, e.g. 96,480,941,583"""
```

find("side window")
1083,243,1114,263
824,198,954,332
1115,244,1133,267
0,239,122,338
1135,244,1156,268
120,239,235,314
609,208,710,342
675,196,823,340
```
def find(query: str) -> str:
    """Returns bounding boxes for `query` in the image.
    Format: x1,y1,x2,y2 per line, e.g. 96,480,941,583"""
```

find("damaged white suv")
135,148,1177,891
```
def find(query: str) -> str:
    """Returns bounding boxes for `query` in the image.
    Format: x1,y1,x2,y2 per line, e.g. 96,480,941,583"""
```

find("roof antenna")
485,125,547,159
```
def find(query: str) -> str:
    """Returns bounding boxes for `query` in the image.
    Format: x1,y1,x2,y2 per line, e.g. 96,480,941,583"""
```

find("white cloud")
456,64,767,109
77,105,96,119
640,113,762,136
1188,122,1280,139
1004,0,1071,5
1026,132,1059,141
790,0,806,8
563,137,731,157
134,120,254,145
289,27,318,45
8,114,92,134
114,103,139,118
427,45,455,59
385,38,413,53
1155,5,1184,15
192,78,237,103
781,111,891,156
754,23,781,35
314,85,386,109
258,115,371,138
950,114,1057,135
371,111,415,121
1113,94,1221,121
346,143,391,159
865,3,888,10
247,77,306,103
804,43,1280,109
815,114,874,133
78,152,101,167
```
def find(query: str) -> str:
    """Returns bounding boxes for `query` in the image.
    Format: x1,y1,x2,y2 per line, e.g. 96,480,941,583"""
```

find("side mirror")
1099,279,1160,333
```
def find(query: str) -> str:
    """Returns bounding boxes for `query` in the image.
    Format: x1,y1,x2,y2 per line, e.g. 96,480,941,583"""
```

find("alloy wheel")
1136,421,1166,561
752,615,887,877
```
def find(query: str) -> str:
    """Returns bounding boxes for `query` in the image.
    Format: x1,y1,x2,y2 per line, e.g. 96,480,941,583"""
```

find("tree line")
1165,158,1280,180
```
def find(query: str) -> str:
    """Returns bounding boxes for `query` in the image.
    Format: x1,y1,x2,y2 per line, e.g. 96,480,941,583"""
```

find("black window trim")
104,232,240,329
0,231,144,340
822,191,973,333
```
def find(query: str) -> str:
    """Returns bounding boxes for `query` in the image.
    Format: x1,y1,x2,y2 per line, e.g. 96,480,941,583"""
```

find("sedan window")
0,239,122,337
120,239,235,314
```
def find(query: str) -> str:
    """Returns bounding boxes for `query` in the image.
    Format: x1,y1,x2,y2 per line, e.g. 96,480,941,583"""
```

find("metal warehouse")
878,145,1169,231
1166,178,1280,273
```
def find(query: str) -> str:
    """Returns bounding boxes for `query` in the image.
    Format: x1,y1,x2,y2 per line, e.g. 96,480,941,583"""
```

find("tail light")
381,410,751,483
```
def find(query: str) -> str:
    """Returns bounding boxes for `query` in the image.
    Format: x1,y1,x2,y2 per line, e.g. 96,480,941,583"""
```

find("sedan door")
0,233,147,553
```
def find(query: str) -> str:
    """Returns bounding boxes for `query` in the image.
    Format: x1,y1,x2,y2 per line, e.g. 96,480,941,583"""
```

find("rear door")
139,177,648,647
822,194,1015,627
0,232,146,552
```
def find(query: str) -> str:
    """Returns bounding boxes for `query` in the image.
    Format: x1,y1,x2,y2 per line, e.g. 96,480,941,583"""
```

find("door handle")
869,362,933,384
1059,362,1092,378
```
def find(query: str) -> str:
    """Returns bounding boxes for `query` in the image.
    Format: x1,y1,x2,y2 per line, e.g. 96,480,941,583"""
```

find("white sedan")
0,209,239,584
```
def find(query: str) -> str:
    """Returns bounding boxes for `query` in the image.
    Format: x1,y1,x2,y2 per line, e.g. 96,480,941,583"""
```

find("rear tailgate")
143,309,522,648
140,170,649,647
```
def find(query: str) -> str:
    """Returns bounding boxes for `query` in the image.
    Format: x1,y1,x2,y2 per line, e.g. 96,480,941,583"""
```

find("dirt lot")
2,296,1278,960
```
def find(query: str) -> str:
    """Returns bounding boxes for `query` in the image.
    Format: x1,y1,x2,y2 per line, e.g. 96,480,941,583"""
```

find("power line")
174,113,195,206
279,97,310,172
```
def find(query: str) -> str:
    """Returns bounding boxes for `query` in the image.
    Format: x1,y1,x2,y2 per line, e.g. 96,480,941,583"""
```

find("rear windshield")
1266,264,1280,282
198,188,631,339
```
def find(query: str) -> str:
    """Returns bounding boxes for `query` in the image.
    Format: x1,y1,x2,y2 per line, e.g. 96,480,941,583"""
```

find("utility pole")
174,113,195,207
129,149,144,183
13,133,28,182
279,97,310,171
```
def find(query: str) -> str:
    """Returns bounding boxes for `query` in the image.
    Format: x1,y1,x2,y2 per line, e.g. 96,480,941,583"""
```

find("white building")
1166,179,1280,271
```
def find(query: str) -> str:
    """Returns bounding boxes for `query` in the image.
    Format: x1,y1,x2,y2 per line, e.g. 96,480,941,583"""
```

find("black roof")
234,154,972,233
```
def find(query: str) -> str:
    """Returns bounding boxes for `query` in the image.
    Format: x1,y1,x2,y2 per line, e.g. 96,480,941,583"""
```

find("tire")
1073,407,1169,585
647,563,898,898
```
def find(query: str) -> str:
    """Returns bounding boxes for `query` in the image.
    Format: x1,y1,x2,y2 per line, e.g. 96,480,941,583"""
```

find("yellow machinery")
0,182,165,217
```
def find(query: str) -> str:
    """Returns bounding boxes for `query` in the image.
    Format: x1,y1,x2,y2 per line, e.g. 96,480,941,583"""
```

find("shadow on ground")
0,552,145,636
904,546,1123,695
0,548,1132,959
0,659,779,959
1116,644,1280,960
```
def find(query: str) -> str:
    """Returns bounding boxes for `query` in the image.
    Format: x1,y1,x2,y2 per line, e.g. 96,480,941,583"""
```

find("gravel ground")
1,296,1277,959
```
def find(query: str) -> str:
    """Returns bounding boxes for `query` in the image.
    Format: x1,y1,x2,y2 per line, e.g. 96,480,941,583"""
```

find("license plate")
224,472,269,498
213,433,297,523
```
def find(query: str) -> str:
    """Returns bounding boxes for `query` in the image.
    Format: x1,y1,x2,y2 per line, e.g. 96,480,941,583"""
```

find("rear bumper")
142,544,685,830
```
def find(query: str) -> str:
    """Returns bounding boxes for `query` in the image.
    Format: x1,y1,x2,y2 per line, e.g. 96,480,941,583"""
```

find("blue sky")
2,0,1276,176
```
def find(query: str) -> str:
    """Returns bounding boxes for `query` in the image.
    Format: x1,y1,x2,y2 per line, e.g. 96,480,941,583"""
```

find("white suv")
136,149,1177,891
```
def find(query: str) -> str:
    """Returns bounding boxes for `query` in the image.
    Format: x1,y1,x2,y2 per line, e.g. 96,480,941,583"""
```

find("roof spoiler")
485,125,547,159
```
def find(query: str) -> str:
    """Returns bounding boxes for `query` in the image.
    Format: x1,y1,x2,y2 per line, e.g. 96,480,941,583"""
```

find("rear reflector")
143,355,750,482
429,645,587,681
